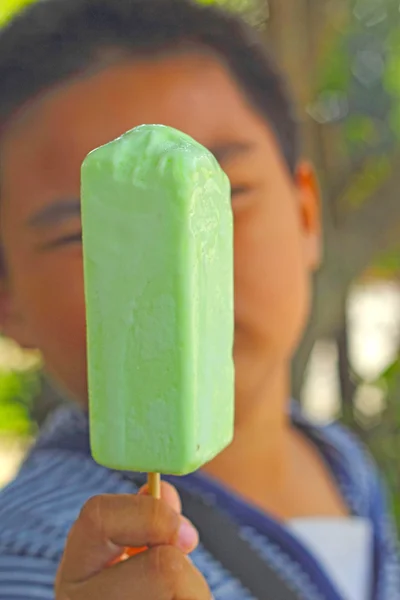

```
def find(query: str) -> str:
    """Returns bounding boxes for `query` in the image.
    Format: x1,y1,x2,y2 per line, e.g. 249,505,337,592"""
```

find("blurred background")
1,0,400,523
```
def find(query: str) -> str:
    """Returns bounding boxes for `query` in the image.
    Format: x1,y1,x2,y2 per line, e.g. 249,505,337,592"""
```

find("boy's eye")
36,188,247,252
40,231,82,250
231,185,250,197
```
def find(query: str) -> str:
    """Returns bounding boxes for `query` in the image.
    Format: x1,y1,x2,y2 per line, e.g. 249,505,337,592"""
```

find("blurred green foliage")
343,358,400,525
0,369,39,436
0,0,36,26
197,0,267,26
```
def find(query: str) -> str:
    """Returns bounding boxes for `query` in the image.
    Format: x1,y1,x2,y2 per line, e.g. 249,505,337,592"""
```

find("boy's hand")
55,483,211,600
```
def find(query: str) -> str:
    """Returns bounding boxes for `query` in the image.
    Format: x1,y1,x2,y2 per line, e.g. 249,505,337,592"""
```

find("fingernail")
177,517,199,552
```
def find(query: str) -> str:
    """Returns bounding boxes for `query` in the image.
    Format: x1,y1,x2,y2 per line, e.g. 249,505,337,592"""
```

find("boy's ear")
0,280,35,349
295,161,322,271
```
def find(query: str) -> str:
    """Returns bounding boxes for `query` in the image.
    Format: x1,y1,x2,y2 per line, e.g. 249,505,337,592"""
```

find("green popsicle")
81,124,234,476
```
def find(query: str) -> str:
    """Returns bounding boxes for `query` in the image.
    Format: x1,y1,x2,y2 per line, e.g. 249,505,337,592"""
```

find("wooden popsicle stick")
148,472,161,499
109,546,145,565
110,473,161,566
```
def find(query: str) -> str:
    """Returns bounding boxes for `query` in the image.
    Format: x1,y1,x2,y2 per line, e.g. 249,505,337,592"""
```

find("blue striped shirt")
0,404,399,599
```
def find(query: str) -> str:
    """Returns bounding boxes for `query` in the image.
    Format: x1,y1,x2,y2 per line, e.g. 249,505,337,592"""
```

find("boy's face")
0,52,320,418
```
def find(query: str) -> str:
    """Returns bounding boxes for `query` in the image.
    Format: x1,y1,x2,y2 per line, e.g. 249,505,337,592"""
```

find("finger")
59,494,198,583
138,481,182,514
110,484,185,565
69,545,212,600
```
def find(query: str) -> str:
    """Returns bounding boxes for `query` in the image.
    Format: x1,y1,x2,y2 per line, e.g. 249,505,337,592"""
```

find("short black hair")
0,0,298,173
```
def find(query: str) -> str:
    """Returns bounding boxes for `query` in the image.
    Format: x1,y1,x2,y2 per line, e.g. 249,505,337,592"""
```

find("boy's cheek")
233,212,310,357
0,289,37,350
10,258,89,402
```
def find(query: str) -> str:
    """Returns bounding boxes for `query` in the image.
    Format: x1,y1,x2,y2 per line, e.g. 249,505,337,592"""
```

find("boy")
0,0,398,598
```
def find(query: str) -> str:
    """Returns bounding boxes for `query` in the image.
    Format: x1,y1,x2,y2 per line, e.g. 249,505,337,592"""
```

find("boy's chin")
43,370,89,410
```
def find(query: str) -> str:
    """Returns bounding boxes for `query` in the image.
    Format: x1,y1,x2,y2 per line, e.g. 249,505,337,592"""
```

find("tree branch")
336,154,400,283
292,155,400,395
